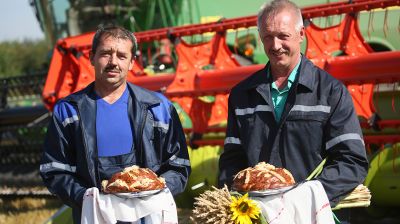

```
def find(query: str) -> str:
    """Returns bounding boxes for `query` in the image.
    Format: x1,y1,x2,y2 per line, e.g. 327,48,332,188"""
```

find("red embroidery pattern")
312,202,331,224
267,195,286,224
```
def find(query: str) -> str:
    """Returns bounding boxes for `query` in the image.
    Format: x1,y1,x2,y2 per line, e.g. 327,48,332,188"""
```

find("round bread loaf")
232,162,295,191
102,165,166,193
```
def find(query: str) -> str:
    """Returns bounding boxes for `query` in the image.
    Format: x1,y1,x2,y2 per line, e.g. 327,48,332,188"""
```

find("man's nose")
108,54,118,65
271,37,282,50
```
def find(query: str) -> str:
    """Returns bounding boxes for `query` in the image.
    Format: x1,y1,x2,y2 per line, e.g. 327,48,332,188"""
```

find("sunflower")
230,193,261,224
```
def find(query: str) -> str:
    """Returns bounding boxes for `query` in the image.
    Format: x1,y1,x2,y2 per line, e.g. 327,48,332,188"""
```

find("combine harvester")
40,0,400,214
0,0,399,221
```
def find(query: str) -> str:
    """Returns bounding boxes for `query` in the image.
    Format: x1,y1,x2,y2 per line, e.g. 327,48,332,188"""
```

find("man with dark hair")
219,0,368,223
91,24,138,57
40,25,191,223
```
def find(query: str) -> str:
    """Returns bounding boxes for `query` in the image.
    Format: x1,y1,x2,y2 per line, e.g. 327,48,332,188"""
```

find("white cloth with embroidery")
251,180,335,224
81,187,178,224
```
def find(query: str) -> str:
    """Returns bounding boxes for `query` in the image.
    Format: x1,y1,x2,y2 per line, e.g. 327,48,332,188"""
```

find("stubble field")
0,197,193,224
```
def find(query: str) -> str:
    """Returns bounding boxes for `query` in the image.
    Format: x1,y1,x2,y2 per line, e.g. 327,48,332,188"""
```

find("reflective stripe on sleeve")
224,137,241,145
169,155,190,166
40,162,77,173
291,105,331,113
62,115,79,127
326,133,365,150
235,105,273,116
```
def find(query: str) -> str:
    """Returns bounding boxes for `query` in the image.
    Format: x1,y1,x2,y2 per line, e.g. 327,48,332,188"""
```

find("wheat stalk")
190,185,234,224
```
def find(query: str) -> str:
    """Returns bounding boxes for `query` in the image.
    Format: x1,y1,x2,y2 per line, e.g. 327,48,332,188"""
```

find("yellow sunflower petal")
230,193,261,224
237,215,252,224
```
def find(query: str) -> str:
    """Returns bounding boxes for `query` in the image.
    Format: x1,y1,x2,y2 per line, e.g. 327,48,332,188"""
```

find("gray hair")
257,0,303,32
91,24,138,58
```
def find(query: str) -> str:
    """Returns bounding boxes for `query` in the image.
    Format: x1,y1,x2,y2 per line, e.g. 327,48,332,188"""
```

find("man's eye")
264,35,273,40
279,35,289,40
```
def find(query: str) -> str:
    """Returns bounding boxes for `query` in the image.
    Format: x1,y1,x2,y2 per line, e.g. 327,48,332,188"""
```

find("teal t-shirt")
269,60,300,121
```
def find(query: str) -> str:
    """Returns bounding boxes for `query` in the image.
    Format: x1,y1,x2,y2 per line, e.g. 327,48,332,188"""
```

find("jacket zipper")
137,105,148,166
74,102,99,187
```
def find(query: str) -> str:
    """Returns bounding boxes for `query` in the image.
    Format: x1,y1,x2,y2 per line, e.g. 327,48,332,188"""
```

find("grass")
0,197,61,224
0,197,194,224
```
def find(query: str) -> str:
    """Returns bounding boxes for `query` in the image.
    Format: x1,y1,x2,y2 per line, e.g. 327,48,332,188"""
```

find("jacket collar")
244,64,271,90
244,54,314,92
66,81,161,106
297,54,314,91
126,82,161,106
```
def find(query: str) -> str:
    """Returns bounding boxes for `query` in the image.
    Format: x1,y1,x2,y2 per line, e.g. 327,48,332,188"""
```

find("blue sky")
0,0,44,42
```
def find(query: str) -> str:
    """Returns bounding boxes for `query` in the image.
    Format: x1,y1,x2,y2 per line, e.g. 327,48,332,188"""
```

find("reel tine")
234,29,238,55
391,83,397,113
398,16,400,33
383,9,389,38
367,10,373,39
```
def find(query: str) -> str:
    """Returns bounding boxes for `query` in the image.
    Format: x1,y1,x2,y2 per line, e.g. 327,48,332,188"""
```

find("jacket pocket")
283,115,326,156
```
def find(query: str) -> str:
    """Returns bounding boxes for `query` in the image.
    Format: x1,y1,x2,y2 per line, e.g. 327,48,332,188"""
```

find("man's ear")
128,56,135,70
89,51,95,66
299,26,305,43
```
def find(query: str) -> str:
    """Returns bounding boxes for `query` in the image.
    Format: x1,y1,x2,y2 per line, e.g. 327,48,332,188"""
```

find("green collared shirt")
269,60,301,121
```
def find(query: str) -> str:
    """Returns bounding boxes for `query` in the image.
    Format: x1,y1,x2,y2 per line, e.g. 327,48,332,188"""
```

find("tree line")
0,39,50,78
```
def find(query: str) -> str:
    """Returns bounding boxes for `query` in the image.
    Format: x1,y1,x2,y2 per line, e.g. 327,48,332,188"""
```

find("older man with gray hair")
219,1,368,223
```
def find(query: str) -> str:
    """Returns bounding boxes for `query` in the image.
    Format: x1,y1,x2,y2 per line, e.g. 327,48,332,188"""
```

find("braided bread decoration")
232,162,295,191
102,165,166,193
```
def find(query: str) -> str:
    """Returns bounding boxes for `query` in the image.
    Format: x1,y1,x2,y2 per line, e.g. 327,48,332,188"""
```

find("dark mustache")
105,65,120,73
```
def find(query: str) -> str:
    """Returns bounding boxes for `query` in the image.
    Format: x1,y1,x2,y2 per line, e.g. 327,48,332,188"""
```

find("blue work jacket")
40,82,191,223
